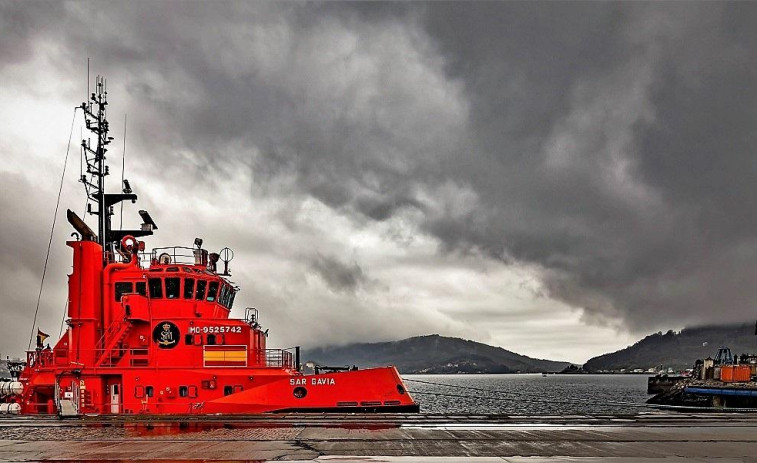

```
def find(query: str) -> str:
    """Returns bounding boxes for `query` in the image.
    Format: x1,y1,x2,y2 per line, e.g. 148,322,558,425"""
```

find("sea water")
402,374,650,415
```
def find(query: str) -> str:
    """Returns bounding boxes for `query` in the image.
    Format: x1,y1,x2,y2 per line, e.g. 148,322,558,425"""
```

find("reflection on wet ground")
1,413,757,462
0,418,397,441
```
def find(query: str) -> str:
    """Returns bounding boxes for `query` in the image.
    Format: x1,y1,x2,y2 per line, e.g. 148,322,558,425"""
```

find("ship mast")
80,76,110,262
79,75,156,265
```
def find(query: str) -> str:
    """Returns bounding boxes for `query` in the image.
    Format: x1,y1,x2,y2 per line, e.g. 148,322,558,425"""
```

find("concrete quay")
0,412,755,462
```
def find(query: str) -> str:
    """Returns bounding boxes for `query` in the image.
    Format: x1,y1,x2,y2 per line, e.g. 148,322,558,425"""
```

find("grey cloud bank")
1,1,756,362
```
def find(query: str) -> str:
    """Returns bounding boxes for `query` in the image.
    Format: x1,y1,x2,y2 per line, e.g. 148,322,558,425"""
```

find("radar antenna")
219,247,234,276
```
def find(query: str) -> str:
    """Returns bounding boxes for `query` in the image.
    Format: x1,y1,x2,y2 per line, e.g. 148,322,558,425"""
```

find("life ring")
121,235,138,253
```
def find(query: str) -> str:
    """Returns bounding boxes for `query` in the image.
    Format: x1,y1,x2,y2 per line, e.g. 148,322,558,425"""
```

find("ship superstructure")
1,77,418,416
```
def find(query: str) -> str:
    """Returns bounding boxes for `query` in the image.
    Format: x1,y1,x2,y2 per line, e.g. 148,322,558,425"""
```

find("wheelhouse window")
148,278,163,299
225,286,233,307
195,280,207,300
136,282,147,297
207,281,219,302
218,285,236,309
114,282,133,302
184,278,195,299
219,285,229,307
165,277,180,299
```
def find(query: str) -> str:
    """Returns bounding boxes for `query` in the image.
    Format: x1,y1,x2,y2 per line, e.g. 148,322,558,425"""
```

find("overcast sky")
1,1,756,363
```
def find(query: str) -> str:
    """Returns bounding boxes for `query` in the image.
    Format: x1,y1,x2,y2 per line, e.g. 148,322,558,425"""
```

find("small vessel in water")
1,76,418,416
647,346,757,410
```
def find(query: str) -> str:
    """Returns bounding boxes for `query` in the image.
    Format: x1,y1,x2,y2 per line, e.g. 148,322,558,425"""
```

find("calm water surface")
402,374,650,415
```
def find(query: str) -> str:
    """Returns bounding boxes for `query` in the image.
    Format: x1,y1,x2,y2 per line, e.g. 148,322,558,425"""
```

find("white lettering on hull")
289,378,336,386
188,326,242,334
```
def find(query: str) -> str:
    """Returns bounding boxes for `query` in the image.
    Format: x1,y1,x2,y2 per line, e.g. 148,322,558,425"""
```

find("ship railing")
26,349,54,369
146,247,210,268
244,308,259,326
23,348,146,370
110,246,210,270
265,348,297,369
26,347,299,369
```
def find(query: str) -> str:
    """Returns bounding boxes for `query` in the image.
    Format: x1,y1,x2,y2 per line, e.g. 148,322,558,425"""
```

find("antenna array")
80,76,113,261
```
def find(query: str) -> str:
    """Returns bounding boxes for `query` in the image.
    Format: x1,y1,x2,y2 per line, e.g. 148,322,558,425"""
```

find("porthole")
293,387,307,399
396,384,405,395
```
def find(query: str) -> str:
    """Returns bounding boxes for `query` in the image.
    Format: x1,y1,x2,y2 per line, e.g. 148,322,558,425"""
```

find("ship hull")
19,365,417,415
200,367,417,414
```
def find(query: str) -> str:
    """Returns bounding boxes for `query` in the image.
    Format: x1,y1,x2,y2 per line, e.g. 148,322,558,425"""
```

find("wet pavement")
0,413,755,462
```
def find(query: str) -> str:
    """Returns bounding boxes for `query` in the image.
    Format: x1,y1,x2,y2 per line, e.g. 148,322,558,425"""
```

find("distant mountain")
583,322,757,372
303,334,571,374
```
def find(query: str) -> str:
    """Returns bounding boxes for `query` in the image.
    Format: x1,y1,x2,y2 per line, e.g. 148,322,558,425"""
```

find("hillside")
303,334,571,374
584,322,757,372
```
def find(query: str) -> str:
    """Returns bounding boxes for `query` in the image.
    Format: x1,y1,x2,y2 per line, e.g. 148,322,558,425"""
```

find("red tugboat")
4,77,418,416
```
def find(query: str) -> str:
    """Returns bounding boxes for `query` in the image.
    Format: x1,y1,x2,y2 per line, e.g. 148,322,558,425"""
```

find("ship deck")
1,412,757,462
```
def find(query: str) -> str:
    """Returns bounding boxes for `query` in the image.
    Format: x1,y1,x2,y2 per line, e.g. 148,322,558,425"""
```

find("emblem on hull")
153,321,180,348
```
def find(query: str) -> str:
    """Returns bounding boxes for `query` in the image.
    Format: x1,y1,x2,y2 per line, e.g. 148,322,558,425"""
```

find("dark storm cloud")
4,0,757,343
0,1,63,64
415,2,757,330
309,253,366,294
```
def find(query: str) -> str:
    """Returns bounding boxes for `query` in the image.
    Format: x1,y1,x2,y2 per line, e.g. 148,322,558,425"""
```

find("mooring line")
28,107,78,350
